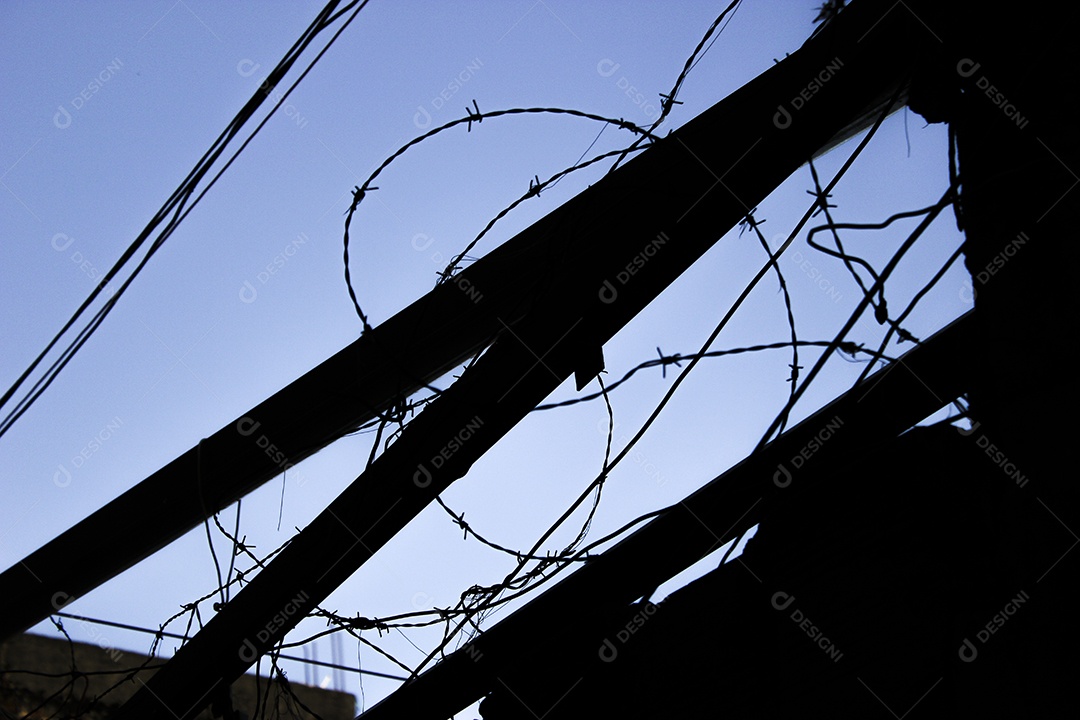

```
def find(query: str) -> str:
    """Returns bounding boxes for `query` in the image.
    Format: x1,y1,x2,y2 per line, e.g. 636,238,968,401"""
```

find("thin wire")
547,124,606,191
804,202,943,288
49,614,406,682
607,0,743,174
533,340,887,411
438,144,649,283
341,106,657,326
756,185,955,449
0,0,369,439
566,373,615,553
686,2,743,76
408,84,901,678
225,499,241,603
196,439,227,610
361,506,667,634
807,159,871,299
852,241,965,386
742,211,800,439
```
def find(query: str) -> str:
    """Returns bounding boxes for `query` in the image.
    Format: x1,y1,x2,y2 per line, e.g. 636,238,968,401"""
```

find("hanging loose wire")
755,184,956,450
851,241,966,387
534,340,887,411
804,161,942,339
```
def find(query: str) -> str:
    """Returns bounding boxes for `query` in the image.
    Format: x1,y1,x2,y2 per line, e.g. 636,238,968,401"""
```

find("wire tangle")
4,5,976,716
340,103,659,328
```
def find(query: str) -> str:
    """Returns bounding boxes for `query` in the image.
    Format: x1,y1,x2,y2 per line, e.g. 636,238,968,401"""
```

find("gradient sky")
0,1,970,713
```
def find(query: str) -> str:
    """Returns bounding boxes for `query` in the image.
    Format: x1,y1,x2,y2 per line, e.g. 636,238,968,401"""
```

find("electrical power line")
0,0,370,440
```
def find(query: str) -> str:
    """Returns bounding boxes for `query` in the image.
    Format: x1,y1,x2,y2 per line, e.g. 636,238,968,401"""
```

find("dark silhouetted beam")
113,1,940,717
0,237,552,640
358,311,973,720
0,0,918,643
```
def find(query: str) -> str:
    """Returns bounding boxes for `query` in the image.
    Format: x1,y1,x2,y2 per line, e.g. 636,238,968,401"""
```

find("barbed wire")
397,83,912,680
303,8,770,676
315,9,813,665
320,22,938,691
534,340,890,412
741,209,801,438
756,183,957,452
803,170,941,342
341,105,660,329
4,6,975,717
434,143,651,284
606,0,743,174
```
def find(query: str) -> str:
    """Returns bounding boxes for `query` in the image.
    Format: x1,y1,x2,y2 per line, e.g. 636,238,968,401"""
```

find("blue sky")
0,1,970,713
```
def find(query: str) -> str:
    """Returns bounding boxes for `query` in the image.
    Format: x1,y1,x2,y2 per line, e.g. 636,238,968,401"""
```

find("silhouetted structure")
2,0,1077,717
477,425,1069,718
367,1,1080,717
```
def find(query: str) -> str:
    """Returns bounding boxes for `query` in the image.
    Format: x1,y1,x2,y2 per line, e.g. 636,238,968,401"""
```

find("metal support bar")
0,269,531,640
105,0,927,716
358,311,973,720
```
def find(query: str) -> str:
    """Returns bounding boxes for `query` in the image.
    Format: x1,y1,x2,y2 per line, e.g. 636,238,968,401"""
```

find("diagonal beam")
113,2,941,717
356,311,973,719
